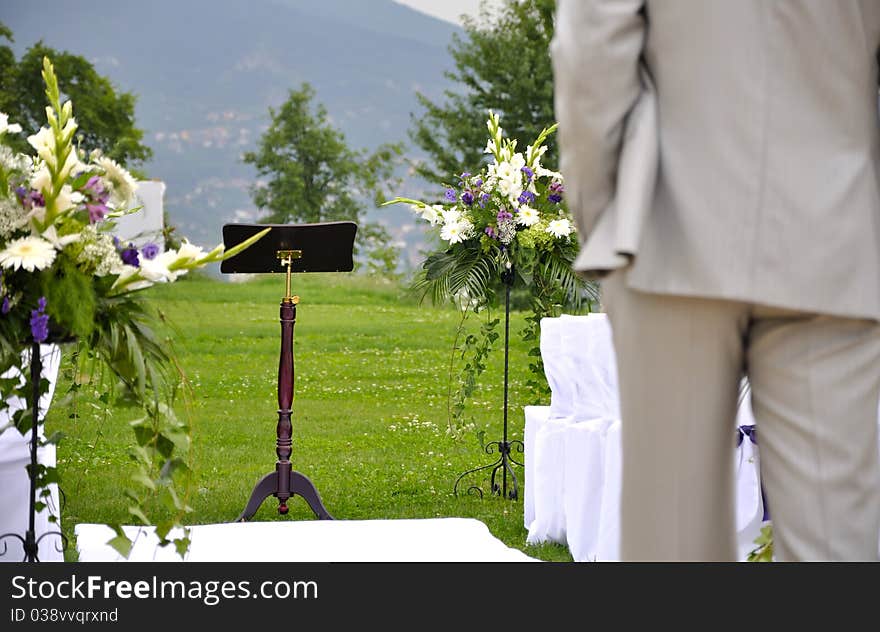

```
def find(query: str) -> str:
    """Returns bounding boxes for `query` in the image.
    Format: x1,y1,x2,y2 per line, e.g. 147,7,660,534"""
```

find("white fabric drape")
0,344,63,562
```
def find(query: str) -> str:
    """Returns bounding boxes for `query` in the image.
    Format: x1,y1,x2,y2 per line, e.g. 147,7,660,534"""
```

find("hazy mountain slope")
1,0,459,258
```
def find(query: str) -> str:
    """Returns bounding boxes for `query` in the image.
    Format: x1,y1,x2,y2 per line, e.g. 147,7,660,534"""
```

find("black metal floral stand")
453,266,524,500
0,342,65,562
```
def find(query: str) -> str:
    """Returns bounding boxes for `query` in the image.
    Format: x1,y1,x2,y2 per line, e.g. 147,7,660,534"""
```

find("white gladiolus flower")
30,164,52,195
175,240,206,263
516,205,540,227
27,127,55,165
419,205,442,226
527,144,548,165
536,166,564,181
440,219,473,244
509,153,525,172
57,147,81,181
139,254,177,283
60,117,77,140
0,113,22,135
112,264,154,292
0,236,57,271
41,225,81,248
546,218,573,238
490,163,523,203
53,185,75,214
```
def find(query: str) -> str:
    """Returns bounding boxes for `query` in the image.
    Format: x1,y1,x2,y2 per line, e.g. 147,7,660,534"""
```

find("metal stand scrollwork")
453,265,524,500
0,342,66,561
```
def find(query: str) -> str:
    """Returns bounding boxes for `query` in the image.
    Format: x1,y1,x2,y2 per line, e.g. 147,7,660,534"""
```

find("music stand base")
236,468,334,522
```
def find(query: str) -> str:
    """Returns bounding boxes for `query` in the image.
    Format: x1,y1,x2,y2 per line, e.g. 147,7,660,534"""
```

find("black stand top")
220,221,358,274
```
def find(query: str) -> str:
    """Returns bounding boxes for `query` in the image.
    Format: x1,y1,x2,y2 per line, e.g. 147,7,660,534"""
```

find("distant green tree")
409,0,557,183
244,82,401,223
0,24,152,169
243,82,404,273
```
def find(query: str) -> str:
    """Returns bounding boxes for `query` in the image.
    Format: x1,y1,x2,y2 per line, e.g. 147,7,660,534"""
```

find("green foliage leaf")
106,534,133,559
747,523,774,562
127,505,150,526
173,536,191,559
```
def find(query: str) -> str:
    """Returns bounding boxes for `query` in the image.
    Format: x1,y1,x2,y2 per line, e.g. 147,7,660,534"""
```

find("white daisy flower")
516,205,540,227
0,236,57,271
94,156,139,207
440,219,474,244
547,218,573,238
440,206,462,224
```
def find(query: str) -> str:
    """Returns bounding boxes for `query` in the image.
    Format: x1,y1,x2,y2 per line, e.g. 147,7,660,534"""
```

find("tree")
0,24,152,169
243,83,403,272
409,0,557,184
244,83,400,223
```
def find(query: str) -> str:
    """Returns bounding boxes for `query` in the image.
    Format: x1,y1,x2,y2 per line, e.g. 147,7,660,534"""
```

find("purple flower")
120,244,140,267
87,203,108,223
460,190,475,206
497,209,513,222
459,172,471,180
84,175,104,195
30,297,49,343
521,166,534,182
548,181,564,204
1,297,9,315
485,225,497,239
518,190,536,205
444,188,457,203
479,193,490,208
15,188,45,211
474,178,483,189
141,243,160,260
82,175,110,207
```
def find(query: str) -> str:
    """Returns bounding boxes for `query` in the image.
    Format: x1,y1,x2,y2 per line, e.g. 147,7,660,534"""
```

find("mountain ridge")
1,0,460,261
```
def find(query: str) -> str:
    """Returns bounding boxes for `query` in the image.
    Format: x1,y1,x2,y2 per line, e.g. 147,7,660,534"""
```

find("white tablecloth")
75,518,539,562
0,345,63,562
525,314,770,561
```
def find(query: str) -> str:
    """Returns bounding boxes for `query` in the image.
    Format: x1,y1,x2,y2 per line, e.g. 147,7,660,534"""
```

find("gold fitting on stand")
277,249,303,303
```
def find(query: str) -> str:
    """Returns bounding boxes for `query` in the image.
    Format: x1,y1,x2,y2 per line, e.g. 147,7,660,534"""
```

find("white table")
0,345,63,562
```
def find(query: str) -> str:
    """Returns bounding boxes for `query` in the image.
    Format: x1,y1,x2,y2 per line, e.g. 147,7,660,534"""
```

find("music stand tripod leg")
235,471,278,522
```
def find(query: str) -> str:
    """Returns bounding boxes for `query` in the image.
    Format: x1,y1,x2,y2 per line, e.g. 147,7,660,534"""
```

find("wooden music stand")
221,221,357,522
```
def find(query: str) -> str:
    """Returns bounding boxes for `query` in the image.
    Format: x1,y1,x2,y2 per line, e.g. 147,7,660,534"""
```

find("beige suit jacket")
551,0,880,320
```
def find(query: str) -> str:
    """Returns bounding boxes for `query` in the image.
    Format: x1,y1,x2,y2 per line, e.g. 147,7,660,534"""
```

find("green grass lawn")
49,272,574,562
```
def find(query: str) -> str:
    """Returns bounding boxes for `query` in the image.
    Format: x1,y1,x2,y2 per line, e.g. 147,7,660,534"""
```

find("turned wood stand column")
235,251,333,521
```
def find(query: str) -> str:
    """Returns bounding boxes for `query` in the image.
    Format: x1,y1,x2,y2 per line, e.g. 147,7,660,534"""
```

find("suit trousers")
601,271,880,561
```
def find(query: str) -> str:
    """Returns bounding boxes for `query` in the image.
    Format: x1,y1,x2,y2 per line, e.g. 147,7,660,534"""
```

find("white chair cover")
526,315,771,561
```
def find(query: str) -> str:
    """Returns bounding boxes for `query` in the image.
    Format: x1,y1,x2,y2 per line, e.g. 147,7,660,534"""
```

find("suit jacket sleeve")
551,0,647,241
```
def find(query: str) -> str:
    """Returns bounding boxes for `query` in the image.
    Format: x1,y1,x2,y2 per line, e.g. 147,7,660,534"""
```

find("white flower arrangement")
384,110,575,273
0,57,267,354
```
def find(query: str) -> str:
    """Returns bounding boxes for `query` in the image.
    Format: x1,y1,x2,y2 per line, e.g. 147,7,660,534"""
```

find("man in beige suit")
551,0,880,561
